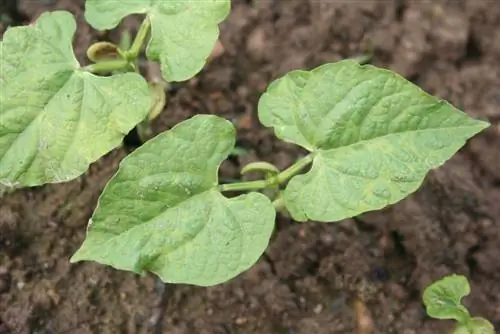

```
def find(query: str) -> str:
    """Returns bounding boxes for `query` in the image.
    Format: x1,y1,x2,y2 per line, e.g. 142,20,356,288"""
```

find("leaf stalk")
85,17,151,74
125,17,151,60
218,153,315,192
84,59,131,74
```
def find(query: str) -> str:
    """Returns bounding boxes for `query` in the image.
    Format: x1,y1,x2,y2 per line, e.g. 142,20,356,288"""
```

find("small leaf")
0,11,151,187
84,0,231,82
86,41,123,62
136,82,167,143
71,115,276,286
461,317,495,334
258,60,489,222
147,82,167,122
423,274,471,324
455,324,472,334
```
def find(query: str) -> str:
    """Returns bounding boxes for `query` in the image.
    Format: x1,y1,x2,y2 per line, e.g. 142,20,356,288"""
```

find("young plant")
423,274,495,334
68,60,489,286
0,1,230,187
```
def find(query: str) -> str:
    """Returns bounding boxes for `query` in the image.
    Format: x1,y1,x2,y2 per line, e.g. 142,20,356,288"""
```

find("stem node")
218,153,315,193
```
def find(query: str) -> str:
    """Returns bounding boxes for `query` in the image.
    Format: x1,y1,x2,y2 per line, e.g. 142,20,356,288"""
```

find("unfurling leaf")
147,82,167,122
71,115,275,286
86,41,123,62
0,11,150,187
258,60,489,222
84,0,231,82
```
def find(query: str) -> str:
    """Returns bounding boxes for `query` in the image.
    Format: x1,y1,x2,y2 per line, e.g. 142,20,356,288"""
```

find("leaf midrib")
313,122,486,153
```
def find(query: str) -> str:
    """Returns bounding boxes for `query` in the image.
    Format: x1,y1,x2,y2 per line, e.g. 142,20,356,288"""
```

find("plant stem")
125,17,151,61
241,161,279,176
218,153,315,192
276,153,315,184
272,196,285,211
84,17,150,74
218,179,271,192
85,59,131,74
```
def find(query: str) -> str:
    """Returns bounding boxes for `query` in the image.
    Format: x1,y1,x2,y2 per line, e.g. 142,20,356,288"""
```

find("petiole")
218,153,315,192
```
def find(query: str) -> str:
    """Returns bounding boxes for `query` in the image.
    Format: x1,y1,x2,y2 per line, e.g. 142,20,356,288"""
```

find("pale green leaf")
71,115,275,286
86,41,122,62
258,60,489,222
454,317,495,334
84,0,231,82
455,325,470,334
0,11,150,187
423,274,470,324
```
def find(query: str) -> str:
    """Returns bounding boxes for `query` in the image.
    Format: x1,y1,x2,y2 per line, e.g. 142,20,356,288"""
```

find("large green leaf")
71,115,275,286
423,274,470,324
258,60,489,222
0,11,150,187
84,0,231,82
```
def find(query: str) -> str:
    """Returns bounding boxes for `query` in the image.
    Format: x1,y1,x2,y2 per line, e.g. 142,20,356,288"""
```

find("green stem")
125,17,151,60
218,179,271,192
241,161,279,177
272,195,285,212
276,153,315,184
218,153,315,192
85,59,130,74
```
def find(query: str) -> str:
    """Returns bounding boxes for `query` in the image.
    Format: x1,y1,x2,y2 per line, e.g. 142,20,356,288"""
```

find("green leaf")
423,274,471,324
84,0,231,82
147,82,167,122
86,41,123,62
455,324,472,334
454,317,495,334
0,11,150,187
71,115,275,286
258,60,490,222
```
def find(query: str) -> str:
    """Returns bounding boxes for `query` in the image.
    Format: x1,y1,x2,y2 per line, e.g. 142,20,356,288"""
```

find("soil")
1,0,500,333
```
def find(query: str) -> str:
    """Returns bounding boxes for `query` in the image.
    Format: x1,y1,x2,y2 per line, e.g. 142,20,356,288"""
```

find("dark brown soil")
1,0,500,333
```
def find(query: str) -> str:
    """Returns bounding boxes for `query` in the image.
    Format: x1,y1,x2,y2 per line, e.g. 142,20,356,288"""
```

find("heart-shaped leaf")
84,0,231,82
71,115,275,286
258,60,489,222
423,274,470,323
0,11,150,187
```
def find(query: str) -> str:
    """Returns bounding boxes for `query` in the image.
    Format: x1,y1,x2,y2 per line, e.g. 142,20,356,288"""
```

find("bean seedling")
423,274,495,334
0,2,490,287
70,59,488,286
0,1,230,186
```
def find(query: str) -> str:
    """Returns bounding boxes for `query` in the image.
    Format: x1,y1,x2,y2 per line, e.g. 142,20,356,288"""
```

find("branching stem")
218,153,315,192
125,17,151,60
84,17,151,74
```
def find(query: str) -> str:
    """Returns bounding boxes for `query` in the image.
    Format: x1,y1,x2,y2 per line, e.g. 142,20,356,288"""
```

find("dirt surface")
1,0,500,333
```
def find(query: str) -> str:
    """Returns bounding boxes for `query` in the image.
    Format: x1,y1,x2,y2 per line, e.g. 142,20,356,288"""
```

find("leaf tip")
69,250,85,264
476,119,491,132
